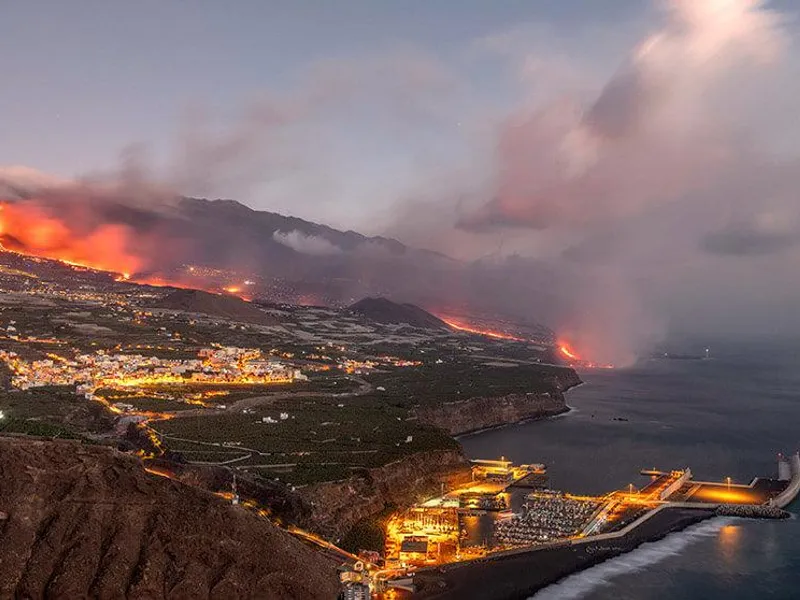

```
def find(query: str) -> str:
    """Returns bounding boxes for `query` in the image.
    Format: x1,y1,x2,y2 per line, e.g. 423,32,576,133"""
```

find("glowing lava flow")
558,342,580,361
438,316,527,342
0,202,143,275
558,340,615,369
0,201,255,300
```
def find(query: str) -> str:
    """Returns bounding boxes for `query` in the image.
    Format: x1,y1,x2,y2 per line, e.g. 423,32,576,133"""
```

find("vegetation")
340,508,395,553
0,416,86,439
367,361,568,408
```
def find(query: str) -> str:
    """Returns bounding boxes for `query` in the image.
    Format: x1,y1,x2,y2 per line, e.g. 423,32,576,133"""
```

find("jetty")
375,452,800,599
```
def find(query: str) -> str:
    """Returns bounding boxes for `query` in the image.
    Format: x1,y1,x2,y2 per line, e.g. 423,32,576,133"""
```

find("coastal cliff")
299,449,471,540
413,367,581,436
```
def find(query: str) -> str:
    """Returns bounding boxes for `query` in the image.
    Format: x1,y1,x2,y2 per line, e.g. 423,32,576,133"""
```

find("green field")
151,395,458,484
366,361,568,408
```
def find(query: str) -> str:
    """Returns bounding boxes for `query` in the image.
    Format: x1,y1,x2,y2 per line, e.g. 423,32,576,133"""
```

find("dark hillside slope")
153,288,278,326
0,437,338,599
349,297,448,330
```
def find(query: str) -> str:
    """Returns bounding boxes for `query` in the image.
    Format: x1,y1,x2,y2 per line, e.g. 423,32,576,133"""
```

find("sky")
1,0,651,227
3,1,800,359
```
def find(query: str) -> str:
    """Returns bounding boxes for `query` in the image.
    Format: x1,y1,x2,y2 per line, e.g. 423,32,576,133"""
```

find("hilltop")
349,297,449,330
0,437,339,599
153,288,278,326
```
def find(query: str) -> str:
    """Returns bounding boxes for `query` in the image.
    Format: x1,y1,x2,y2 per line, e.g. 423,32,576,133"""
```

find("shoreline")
407,507,715,600
454,405,573,440
454,379,584,440
401,377,747,599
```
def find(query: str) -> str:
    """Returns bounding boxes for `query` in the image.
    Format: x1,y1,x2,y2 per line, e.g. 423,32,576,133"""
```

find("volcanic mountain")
0,188,557,338
0,437,339,599
153,288,279,326
349,296,449,330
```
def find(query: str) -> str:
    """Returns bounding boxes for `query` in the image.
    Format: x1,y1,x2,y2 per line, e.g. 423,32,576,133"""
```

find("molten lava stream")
558,342,580,360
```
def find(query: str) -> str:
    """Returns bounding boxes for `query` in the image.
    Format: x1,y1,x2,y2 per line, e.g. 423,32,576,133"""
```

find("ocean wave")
529,517,732,600
549,406,577,419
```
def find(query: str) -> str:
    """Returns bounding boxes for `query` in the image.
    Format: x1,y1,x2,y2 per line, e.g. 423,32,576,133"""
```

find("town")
0,346,304,392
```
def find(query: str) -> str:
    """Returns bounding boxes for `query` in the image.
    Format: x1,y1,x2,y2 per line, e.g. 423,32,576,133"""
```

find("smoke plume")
388,0,800,363
273,230,342,256
4,1,800,364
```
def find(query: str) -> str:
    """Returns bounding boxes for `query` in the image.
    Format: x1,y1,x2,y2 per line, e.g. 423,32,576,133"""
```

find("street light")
726,476,732,491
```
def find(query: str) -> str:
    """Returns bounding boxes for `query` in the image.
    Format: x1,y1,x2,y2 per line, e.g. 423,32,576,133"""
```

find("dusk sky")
2,0,658,227
3,1,800,355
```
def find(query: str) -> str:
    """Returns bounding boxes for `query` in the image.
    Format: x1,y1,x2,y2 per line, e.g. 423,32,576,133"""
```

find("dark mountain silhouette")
0,189,555,337
154,288,279,326
349,297,448,330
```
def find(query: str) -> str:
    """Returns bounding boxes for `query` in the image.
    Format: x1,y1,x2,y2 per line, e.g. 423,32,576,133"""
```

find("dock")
373,452,800,599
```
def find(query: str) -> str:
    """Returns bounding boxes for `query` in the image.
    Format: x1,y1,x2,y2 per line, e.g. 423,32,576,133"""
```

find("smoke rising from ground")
388,0,800,363
4,1,800,364
273,230,342,256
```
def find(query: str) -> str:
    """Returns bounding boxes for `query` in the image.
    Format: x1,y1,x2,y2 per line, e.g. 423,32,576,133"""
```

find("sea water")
459,339,800,600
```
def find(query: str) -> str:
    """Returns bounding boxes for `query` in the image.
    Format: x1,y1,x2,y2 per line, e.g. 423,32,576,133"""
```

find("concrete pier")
770,452,800,509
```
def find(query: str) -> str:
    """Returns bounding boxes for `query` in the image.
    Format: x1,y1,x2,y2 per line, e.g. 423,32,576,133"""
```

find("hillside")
0,437,339,599
0,189,554,335
153,288,278,326
349,297,448,330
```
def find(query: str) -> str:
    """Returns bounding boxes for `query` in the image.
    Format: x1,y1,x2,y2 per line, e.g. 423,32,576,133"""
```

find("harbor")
338,453,800,599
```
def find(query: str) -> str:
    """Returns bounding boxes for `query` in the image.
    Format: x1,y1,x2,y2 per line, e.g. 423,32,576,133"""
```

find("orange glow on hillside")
558,342,580,360
0,202,143,275
0,202,255,300
557,339,615,369
438,315,526,342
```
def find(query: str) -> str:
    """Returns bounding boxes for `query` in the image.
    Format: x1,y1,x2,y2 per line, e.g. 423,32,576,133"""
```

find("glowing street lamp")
726,476,732,490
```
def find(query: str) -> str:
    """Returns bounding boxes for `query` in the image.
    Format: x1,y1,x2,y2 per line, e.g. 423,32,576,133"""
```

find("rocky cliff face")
299,449,471,540
0,437,340,600
414,368,582,436
414,392,568,436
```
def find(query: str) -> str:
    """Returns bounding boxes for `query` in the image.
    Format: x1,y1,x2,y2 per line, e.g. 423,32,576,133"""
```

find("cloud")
385,0,800,361
272,230,342,256
702,217,799,256
460,0,788,233
8,0,800,362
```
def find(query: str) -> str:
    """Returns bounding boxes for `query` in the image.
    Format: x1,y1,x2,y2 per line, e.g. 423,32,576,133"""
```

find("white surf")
529,517,732,600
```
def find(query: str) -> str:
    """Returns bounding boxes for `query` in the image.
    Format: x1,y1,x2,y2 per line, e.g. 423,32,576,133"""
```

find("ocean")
459,340,800,600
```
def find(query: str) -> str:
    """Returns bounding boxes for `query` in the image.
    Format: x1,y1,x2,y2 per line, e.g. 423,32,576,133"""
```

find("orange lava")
0,202,256,300
558,342,580,360
144,465,177,480
438,315,526,342
0,202,142,275
558,340,615,369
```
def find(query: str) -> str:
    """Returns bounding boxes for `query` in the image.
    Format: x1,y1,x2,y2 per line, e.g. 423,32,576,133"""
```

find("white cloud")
272,229,342,256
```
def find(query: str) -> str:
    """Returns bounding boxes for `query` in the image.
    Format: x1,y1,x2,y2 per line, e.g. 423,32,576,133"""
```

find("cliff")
299,449,471,540
414,392,567,436
0,437,339,600
414,368,582,436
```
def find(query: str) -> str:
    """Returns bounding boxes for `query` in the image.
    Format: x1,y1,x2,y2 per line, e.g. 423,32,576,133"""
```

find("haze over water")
460,340,800,599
